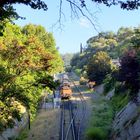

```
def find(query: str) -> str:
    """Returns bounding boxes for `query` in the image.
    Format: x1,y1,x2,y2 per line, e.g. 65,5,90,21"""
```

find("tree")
70,53,80,68
87,51,112,84
117,27,134,42
0,0,48,21
62,53,73,68
0,23,63,132
22,24,64,73
130,28,140,48
86,31,118,58
118,49,140,96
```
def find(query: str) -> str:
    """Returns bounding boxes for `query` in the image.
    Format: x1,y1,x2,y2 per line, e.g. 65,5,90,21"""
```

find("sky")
14,1,140,54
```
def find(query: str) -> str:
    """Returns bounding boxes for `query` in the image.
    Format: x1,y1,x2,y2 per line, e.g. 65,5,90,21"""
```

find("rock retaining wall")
112,93,140,140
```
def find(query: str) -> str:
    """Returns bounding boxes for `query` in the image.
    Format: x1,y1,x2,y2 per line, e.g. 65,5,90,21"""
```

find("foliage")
0,23,63,132
70,27,139,75
103,74,116,95
130,28,140,48
0,0,48,21
86,31,118,59
74,68,81,76
15,127,29,140
79,77,87,85
117,49,140,97
0,98,25,132
111,91,129,113
70,53,80,68
65,66,72,72
87,51,112,84
70,26,140,100
35,74,60,90
86,127,107,140
61,53,73,68
70,31,119,79
86,94,113,140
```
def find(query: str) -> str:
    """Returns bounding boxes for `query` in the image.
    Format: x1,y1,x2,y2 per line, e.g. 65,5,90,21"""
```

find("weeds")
86,127,108,140
85,93,113,140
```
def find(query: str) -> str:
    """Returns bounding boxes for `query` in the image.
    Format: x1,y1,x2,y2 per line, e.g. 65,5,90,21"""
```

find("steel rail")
64,100,76,140
60,99,77,140
60,100,65,140
60,73,86,140
69,78,87,140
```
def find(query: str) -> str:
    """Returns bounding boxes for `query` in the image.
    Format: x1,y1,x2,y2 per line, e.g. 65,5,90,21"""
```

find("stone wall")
112,93,140,140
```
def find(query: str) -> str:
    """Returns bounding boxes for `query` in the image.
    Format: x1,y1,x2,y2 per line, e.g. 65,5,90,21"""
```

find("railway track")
60,75,87,140
71,80,87,140
60,100,77,140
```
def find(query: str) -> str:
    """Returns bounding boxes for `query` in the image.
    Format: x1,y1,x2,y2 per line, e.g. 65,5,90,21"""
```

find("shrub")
103,74,116,95
86,127,107,140
74,69,81,76
118,49,140,98
79,77,87,85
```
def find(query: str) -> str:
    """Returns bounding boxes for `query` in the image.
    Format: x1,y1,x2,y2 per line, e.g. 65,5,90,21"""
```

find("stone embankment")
83,84,140,140
111,93,140,140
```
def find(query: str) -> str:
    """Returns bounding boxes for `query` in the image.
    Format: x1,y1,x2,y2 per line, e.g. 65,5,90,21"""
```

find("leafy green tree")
87,51,112,84
86,31,118,58
117,27,134,42
70,53,81,68
130,28,140,48
22,24,64,74
0,23,63,132
0,0,47,21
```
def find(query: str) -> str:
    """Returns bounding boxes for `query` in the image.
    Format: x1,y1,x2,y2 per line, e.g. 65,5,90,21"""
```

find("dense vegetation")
71,26,140,99
0,23,63,132
61,53,73,72
70,27,140,140
87,51,112,84
86,94,113,140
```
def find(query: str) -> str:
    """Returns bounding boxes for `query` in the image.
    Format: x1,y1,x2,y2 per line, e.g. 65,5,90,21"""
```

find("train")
59,73,72,99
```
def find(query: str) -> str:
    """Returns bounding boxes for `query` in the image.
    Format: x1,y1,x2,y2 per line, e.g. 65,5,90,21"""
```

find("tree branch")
66,0,99,31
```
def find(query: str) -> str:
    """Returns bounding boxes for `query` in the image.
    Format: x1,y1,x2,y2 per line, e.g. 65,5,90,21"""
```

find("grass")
72,84,92,94
86,127,108,140
15,127,29,140
4,115,34,140
111,93,129,113
85,93,113,140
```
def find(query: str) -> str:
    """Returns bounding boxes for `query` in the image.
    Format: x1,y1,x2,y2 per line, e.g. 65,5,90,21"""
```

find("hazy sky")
14,1,140,54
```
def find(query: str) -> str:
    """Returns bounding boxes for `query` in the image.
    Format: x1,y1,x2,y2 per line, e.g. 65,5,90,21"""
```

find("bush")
79,77,87,85
114,82,127,95
103,74,116,95
74,69,81,76
86,127,107,140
